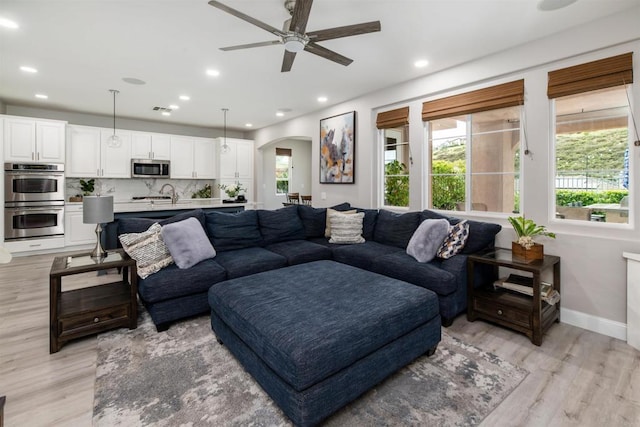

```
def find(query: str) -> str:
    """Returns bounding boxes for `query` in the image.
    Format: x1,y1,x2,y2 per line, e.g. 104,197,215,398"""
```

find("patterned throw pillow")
437,220,470,259
325,208,357,238
328,211,365,244
119,223,173,278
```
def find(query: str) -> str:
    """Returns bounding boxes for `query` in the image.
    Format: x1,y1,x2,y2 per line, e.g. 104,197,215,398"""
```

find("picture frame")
319,111,356,184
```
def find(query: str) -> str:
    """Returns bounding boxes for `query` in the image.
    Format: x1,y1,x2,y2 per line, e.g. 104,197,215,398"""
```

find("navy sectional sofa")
116,203,501,331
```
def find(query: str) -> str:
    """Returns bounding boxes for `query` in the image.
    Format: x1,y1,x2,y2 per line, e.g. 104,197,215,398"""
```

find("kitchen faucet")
160,183,178,204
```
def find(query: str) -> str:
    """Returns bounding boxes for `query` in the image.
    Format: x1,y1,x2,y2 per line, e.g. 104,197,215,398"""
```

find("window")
377,107,410,207
423,80,524,213
549,53,632,224
275,148,292,195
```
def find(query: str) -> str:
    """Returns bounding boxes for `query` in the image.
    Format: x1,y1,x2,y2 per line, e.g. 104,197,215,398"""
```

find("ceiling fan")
208,0,381,72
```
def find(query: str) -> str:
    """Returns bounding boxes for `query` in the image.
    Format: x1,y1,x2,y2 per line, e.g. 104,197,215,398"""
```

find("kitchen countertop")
66,199,251,213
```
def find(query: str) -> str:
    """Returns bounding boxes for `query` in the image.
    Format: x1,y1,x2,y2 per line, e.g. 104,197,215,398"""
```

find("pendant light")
107,89,122,148
221,108,231,154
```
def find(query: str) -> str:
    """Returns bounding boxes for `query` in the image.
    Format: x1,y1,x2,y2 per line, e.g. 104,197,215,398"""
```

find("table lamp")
83,195,114,259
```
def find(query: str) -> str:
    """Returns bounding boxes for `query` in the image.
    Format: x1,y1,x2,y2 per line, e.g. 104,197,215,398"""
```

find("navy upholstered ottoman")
208,260,441,426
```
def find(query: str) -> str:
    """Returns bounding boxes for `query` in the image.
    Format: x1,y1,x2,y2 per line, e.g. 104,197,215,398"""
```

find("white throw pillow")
328,211,365,244
406,219,450,263
119,223,174,278
325,208,357,238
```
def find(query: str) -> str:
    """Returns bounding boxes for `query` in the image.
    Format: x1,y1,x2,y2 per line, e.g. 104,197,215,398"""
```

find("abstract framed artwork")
320,111,356,184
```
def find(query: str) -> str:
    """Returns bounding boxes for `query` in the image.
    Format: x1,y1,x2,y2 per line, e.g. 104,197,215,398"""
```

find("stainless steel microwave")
131,159,170,178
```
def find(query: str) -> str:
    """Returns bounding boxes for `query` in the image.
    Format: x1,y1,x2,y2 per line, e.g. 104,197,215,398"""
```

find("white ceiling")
1,0,639,131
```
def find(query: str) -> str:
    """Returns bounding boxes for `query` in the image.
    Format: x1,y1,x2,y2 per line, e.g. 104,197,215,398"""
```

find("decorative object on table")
320,111,356,184
219,182,246,201
83,195,114,259
191,184,212,199
106,89,122,148
93,310,527,426
508,215,556,261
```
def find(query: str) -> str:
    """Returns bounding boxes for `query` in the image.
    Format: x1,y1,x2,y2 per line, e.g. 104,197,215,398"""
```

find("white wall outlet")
321,192,327,200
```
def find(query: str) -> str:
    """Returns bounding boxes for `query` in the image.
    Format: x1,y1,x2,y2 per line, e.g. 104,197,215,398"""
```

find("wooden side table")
467,248,561,346
49,249,138,353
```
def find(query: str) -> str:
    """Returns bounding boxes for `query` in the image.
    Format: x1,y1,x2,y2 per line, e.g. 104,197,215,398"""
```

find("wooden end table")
467,248,561,346
49,249,138,353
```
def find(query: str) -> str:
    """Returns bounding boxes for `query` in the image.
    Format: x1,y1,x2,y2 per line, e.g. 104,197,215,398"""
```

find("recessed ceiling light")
276,111,285,117
414,59,429,68
0,17,18,29
169,104,179,109
20,66,37,73
245,123,253,127
206,69,220,77
317,96,328,103
537,0,578,11
122,77,146,85
35,94,48,99
179,95,190,101
161,112,171,116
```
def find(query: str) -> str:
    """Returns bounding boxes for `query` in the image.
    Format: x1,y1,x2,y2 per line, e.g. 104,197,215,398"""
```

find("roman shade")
376,106,409,129
276,148,292,156
422,80,524,122
547,52,633,98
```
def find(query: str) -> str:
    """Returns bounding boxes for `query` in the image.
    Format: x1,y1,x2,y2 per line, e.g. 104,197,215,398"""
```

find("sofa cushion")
205,210,263,252
265,240,332,265
332,241,403,270
437,220,470,259
258,205,306,245
373,210,421,249
213,247,288,279
138,258,227,303
297,205,327,238
118,209,206,235
356,208,378,240
325,208,357,238
328,211,365,244
119,223,173,279
372,251,458,296
161,217,216,269
421,209,501,254
406,219,450,263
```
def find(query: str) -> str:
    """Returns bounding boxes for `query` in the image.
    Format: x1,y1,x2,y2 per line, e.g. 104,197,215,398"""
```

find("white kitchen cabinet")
65,204,96,246
131,132,171,160
217,138,254,200
170,136,216,179
3,116,66,163
66,125,131,178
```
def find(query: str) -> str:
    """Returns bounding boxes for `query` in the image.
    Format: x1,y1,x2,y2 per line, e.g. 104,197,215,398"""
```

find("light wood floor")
1,253,639,426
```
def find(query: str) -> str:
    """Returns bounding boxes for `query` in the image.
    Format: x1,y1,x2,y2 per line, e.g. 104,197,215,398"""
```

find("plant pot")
512,241,544,261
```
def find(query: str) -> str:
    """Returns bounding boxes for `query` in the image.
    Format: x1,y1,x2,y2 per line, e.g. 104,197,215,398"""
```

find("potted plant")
508,216,556,261
80,179,95,196
218,182,246,201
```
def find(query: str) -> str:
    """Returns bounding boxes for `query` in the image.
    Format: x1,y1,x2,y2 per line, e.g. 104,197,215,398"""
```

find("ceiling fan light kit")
208,0,381,72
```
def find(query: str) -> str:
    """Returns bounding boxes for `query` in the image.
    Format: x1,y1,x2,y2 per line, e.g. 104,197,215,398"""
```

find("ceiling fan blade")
220,40,282,51
304,42,353,66
307,21,381,42
208,0,285,37
281,50,297,72
289,0,314,34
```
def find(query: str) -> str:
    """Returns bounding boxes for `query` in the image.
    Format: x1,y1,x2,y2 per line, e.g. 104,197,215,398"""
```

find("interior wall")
260,138,312,210
4,104,245,138
249,7,640,332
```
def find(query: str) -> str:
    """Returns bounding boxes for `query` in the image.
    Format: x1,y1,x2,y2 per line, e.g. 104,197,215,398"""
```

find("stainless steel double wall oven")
4,163,65,240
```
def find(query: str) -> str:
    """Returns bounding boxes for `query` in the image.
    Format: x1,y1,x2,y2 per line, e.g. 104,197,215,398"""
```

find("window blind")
421,80,524,122
276,148,292,157
376,106,409,129
547,52,633,98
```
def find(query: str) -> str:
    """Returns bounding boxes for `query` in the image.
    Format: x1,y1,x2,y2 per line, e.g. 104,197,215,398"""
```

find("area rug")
93,311,528,426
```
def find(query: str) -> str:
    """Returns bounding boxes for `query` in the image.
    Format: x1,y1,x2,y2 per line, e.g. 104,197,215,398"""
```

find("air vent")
152,106,173,112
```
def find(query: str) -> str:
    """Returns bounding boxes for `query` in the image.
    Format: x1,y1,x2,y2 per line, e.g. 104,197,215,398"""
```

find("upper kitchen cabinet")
66,125,131,178
170,136,216,179
217,138,254,181
131,132,171,160
3,116,66,163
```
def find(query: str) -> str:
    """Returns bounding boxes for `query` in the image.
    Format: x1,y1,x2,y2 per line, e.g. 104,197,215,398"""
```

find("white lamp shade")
83,195,114,224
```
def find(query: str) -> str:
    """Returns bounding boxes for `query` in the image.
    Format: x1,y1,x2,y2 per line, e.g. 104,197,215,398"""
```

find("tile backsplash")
66,178,217,202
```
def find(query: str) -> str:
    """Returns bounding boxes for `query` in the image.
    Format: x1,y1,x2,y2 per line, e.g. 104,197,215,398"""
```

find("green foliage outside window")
556,189,628,206
384,160,409,207
431,160,465,210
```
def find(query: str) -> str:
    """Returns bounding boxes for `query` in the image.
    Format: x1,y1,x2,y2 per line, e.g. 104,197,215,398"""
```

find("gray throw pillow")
119,223,173,279
161,217,216,269
406,219,450,263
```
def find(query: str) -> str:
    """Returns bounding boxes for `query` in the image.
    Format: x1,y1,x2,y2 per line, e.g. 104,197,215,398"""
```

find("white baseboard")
561,307,627,341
